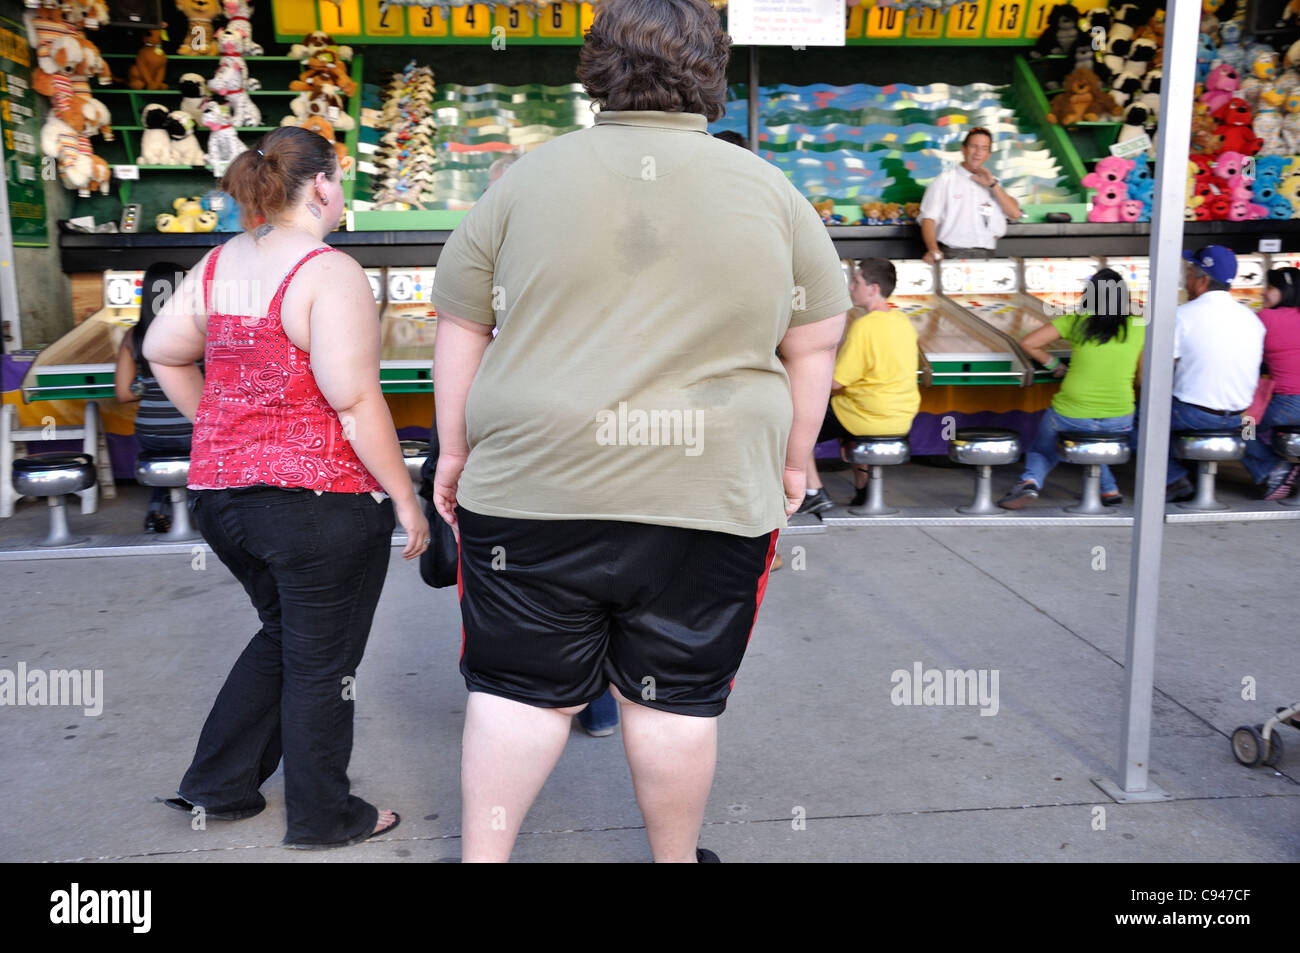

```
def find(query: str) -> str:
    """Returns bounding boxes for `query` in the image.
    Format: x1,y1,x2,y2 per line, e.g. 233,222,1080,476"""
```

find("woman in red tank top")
143,126,429,849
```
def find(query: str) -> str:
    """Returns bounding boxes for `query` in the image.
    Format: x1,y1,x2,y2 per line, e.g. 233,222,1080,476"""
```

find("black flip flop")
161,795,266,821
283,812,402,850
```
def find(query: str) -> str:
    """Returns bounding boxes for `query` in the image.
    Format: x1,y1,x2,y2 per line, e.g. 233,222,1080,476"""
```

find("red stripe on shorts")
730,529,780,690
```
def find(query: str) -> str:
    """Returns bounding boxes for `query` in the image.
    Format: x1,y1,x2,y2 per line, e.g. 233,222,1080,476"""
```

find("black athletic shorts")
456,507,779,717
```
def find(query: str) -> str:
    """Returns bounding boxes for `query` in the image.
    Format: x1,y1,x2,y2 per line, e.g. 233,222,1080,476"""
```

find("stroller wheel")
1259,724,1285,768
1231,725,1264,767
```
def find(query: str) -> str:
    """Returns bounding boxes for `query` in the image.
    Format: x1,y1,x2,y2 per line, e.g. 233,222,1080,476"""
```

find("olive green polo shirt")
430,109,850,536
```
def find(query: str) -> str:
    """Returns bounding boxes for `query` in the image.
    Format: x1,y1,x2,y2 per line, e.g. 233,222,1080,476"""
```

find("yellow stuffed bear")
157,196,218,232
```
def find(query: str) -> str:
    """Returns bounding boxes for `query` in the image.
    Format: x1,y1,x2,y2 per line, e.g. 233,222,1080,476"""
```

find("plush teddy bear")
1125,155,1154,213
1199,63,1241,115
165,108,207,165
1184,160,1204,222
201,96,247,176
1282,92,1300,155
200,189,242,231
1190,101,1224,155
178,73,207,123
1213,18,1248,72
157,196,218,232
40,112,110,197
1117,102,1152,152
175,0,218,55
283,86,354,131
290,51,356,98
1214,98,1263,155
126,29,168,90
139,102,175,165
1047,67,1115,125
209,31,261,126
1031,3,1082,58
218,0,262,56
289,31,353,64
1085,179,1129,223
1196,32,1217,84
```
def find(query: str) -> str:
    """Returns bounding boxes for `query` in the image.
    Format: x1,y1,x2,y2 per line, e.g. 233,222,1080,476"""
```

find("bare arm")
991,182,1022,220
921,218,941,263
143,254,210,420
309,256,428,558
779,312,846,513
1020,323,1064,366
114,336,140,403
431,312,494,536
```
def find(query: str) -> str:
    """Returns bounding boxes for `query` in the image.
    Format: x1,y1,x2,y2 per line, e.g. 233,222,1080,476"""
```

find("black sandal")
282,812,401,850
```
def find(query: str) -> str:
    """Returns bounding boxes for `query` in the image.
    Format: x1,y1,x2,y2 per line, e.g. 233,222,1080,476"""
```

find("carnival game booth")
8,0,1300,528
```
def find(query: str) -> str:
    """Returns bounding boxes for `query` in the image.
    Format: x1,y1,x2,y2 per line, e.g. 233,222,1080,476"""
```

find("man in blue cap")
1162,245,1264,501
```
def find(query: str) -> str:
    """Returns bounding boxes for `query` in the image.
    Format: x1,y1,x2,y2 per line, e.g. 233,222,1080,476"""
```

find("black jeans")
179,486,396,845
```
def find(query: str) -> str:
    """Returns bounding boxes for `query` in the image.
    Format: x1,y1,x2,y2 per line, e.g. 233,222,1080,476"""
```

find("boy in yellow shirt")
800,258,921,513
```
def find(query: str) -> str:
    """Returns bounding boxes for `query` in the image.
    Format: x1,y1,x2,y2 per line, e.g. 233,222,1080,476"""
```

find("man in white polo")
1164,245,1265,501
919,126,1022,263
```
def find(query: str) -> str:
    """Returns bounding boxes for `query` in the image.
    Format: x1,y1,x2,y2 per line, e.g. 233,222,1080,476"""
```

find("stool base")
160,487,200,541
958,466,1006,515
1177,461,1228,511
39,495,87,547
846,466,897,517
1066,464,1107,515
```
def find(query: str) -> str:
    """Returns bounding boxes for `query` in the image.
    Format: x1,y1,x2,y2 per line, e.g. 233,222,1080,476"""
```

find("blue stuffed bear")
1125,156,1155,220
201,190,242,232
1265,194,1294,220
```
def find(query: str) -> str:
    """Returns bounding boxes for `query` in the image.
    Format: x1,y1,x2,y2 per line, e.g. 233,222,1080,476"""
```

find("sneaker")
1101,491,1123,507
1165,477,1195,503
996,480,1039,509
1263,464,1300,502
796,488,833,515
696,847,721,863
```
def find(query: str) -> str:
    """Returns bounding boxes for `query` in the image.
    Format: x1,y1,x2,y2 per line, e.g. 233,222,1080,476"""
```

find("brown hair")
578,0,731,121
963,126,993,146
855,258,897,299
221,126,337,231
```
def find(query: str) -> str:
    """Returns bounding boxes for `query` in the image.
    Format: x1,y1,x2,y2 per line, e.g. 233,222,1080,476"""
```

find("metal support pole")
1093,0,1199,803
747,46,759,154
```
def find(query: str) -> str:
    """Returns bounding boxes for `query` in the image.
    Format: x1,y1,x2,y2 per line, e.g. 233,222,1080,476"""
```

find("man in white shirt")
919,127,1023,263
1163,245,1265,501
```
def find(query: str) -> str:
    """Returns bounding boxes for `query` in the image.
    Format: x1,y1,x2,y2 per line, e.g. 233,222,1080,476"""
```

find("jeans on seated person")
1160,398,1243,486
1241,393,1300,483
1020,407,1133,495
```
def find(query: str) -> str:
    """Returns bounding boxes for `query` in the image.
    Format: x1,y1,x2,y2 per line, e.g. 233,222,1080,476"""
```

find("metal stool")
12,452,96,546
1271,425,1300,507
1171,430,1246,511
400,439,430,484
840,435,910,516
948,428,1021,515
1057,431,1131,514
135,454,199,540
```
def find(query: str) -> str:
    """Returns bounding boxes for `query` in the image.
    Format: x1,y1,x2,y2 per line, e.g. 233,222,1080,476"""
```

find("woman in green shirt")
999,268,1145,508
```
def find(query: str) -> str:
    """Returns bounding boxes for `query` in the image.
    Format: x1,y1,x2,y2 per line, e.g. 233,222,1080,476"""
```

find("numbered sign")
985,0,1027,38
495,4,534,37
318,0,361,35
945,2,985,38
103,270,144,309
365,268,385,304
895,260,935,295
407,4,449,35
904,6,943,38
364,0,405,36
275,0,319,37
451,4,492,37
845,0,867,38
536,2,577,37
1232,255,1266,289
865,4,904,38
387,268,435,304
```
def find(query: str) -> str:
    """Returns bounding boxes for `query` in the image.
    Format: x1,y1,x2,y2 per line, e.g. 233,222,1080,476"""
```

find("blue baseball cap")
1183,245,1237,283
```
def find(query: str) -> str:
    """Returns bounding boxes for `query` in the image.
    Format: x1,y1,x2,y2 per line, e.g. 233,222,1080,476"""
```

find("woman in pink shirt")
1244,267,1300,500
144,126,429,848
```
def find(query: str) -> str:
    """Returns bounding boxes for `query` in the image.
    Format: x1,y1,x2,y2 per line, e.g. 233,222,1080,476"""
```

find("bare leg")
612,684,717,863
460,691,585,862
853,464,869,489
805,451,823,490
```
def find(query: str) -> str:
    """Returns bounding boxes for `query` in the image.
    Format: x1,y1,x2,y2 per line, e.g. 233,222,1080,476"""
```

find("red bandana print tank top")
187,244,382,493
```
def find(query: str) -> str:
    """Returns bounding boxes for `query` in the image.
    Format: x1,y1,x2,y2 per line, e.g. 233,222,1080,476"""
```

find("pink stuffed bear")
1199,63,1242,115
1120,199,1145,222
1227,196,1268,220
1213,150,1255,198
1083,156,1135,222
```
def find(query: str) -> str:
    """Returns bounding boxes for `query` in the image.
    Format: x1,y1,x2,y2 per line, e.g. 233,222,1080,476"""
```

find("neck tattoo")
305,202,322,219
253,224,274,239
